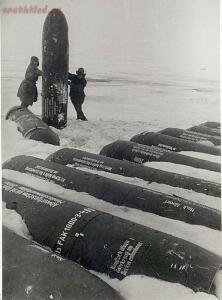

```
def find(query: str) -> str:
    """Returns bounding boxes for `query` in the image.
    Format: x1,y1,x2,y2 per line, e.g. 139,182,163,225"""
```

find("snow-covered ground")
1,0,221,299
2,61,221,299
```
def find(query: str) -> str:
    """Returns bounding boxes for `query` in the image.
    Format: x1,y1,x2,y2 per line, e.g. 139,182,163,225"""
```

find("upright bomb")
42,9,69,129
3,227,123,300
100,140,221,173
2,178,222,293
159,128,220,146
131,131,220,156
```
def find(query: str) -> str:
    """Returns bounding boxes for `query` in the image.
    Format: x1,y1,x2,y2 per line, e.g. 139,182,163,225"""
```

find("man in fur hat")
17,56,42,108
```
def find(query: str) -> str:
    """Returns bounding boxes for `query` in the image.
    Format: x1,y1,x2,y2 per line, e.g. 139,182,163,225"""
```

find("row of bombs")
3,106,222,298
6,105,221,229
6,106,221,149
5,106,221,194
2,175,222,297
4,107,221,228
5,106,221,174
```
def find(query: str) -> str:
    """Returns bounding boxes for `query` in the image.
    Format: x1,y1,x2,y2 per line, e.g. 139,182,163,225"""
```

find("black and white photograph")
1,0,221,299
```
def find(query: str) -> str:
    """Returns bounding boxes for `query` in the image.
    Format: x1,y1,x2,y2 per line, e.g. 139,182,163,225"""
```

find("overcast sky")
1,0,220,76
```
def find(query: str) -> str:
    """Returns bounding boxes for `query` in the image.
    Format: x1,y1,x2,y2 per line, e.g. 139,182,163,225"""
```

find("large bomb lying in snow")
100,140,220,173
6,106,60,145
159,128,221,146
3,155,221,225
188,124,221,137
3,226,122,300
2,178,222,293
200,122,220,130
46,148,220,197
42,9,69,129
131,131,220,156
3,152,220,201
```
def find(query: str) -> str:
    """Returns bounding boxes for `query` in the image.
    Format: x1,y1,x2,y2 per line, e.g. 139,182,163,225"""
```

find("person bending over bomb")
17,56,42,108
68,68,88,121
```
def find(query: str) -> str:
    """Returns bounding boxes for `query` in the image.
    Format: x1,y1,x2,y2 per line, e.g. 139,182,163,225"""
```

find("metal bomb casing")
2,178,222,293
131,131,220,156
100,140,220,173
159,128,221,146
3,227,123,300
3,153,220,200
6,106,60,145
42,9,69,129
188,125,221,137
46,148,221,197
201,122,220,130
2,154,221,230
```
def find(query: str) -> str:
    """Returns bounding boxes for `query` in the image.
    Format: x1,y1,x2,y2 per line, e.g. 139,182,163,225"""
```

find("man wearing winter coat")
17,56,42,108
68,68,87,121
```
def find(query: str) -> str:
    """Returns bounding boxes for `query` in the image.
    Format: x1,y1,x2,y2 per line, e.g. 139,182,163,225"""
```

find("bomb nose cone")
50,8,62,14
47,8,66,18
43,9,68,31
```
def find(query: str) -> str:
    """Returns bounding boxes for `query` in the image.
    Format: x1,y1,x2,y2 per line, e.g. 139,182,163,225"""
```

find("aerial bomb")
100,140,220,173
3,178,222,293
3,226,122,300
3,153,220,199
131,131,220,156
4,154,221,229
42,9,69,129
188,125,221,137
46,148,221,229
159,128,220,146
6,106,60,145
201,122,220,130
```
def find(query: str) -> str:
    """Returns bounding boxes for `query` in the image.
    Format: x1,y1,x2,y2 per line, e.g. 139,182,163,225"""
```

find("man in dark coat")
17,56,42,108
68,68,87,121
